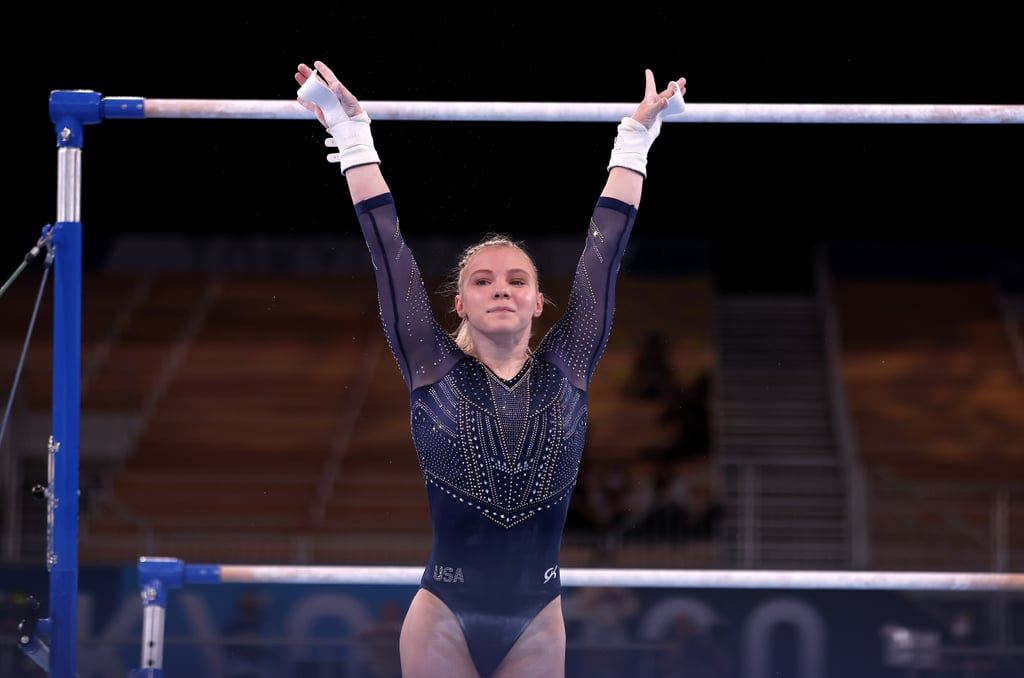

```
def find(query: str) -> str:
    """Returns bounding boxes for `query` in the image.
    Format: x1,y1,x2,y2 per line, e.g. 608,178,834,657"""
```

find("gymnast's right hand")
295,60,380,176
295,60,364,127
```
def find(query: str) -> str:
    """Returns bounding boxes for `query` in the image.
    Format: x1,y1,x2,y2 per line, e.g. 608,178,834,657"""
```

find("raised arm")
294,60,462,394
602,69,687,206
295,60,389,203
535,68,687,390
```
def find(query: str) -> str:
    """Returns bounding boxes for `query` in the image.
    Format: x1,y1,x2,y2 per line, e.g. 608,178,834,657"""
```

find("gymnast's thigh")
493,596,566,678
400,587,479,678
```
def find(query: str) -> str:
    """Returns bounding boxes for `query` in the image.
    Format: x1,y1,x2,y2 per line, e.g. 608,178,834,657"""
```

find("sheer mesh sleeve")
534,196,637,392
354,193,463,392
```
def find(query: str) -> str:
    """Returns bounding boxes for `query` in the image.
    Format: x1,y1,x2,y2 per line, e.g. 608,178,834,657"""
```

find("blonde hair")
443,233,542,355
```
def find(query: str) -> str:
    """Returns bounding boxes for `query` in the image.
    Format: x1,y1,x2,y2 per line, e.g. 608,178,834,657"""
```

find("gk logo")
544,566,559,583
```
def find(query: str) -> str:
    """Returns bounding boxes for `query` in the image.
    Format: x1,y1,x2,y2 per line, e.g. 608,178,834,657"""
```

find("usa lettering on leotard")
433,565,465,583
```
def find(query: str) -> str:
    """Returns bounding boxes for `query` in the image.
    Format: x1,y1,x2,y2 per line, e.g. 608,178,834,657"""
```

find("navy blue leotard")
354,192,636,676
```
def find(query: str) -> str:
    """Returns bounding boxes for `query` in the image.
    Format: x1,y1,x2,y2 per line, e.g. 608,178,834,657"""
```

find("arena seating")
832,278,1024,571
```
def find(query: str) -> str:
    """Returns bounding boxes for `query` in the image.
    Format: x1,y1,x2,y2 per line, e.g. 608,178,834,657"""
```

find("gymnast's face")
454,245,544,340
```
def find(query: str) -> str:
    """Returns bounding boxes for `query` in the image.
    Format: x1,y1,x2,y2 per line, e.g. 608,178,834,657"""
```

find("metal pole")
43,88,101,678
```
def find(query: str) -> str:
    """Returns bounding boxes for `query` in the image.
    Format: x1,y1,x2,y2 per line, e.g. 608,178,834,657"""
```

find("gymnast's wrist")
325,113,381,175
606,116,657,178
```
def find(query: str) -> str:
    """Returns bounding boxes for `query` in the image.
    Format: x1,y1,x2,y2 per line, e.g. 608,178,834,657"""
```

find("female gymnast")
294,59,685,678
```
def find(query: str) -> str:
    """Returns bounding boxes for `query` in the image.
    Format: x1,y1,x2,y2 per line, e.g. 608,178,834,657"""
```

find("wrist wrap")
297,72,380,175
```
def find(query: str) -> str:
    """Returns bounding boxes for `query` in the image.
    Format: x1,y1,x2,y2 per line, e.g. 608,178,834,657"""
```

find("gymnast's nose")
494,288,510,298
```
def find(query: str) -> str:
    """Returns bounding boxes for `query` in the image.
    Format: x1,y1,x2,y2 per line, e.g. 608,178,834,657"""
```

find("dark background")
9,6,1023,283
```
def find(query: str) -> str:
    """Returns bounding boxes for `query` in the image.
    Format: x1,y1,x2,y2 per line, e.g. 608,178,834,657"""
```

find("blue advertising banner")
2,564,1021,677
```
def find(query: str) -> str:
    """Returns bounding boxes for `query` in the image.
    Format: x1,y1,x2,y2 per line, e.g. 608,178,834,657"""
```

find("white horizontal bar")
143,99,1024,124
216,565,1024,591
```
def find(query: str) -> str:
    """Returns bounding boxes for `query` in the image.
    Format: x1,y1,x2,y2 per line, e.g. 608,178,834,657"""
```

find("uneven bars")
135,99,1024,123
190,563,1024,591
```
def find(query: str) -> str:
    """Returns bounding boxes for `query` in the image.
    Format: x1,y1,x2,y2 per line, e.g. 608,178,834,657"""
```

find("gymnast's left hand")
630,70,687,129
